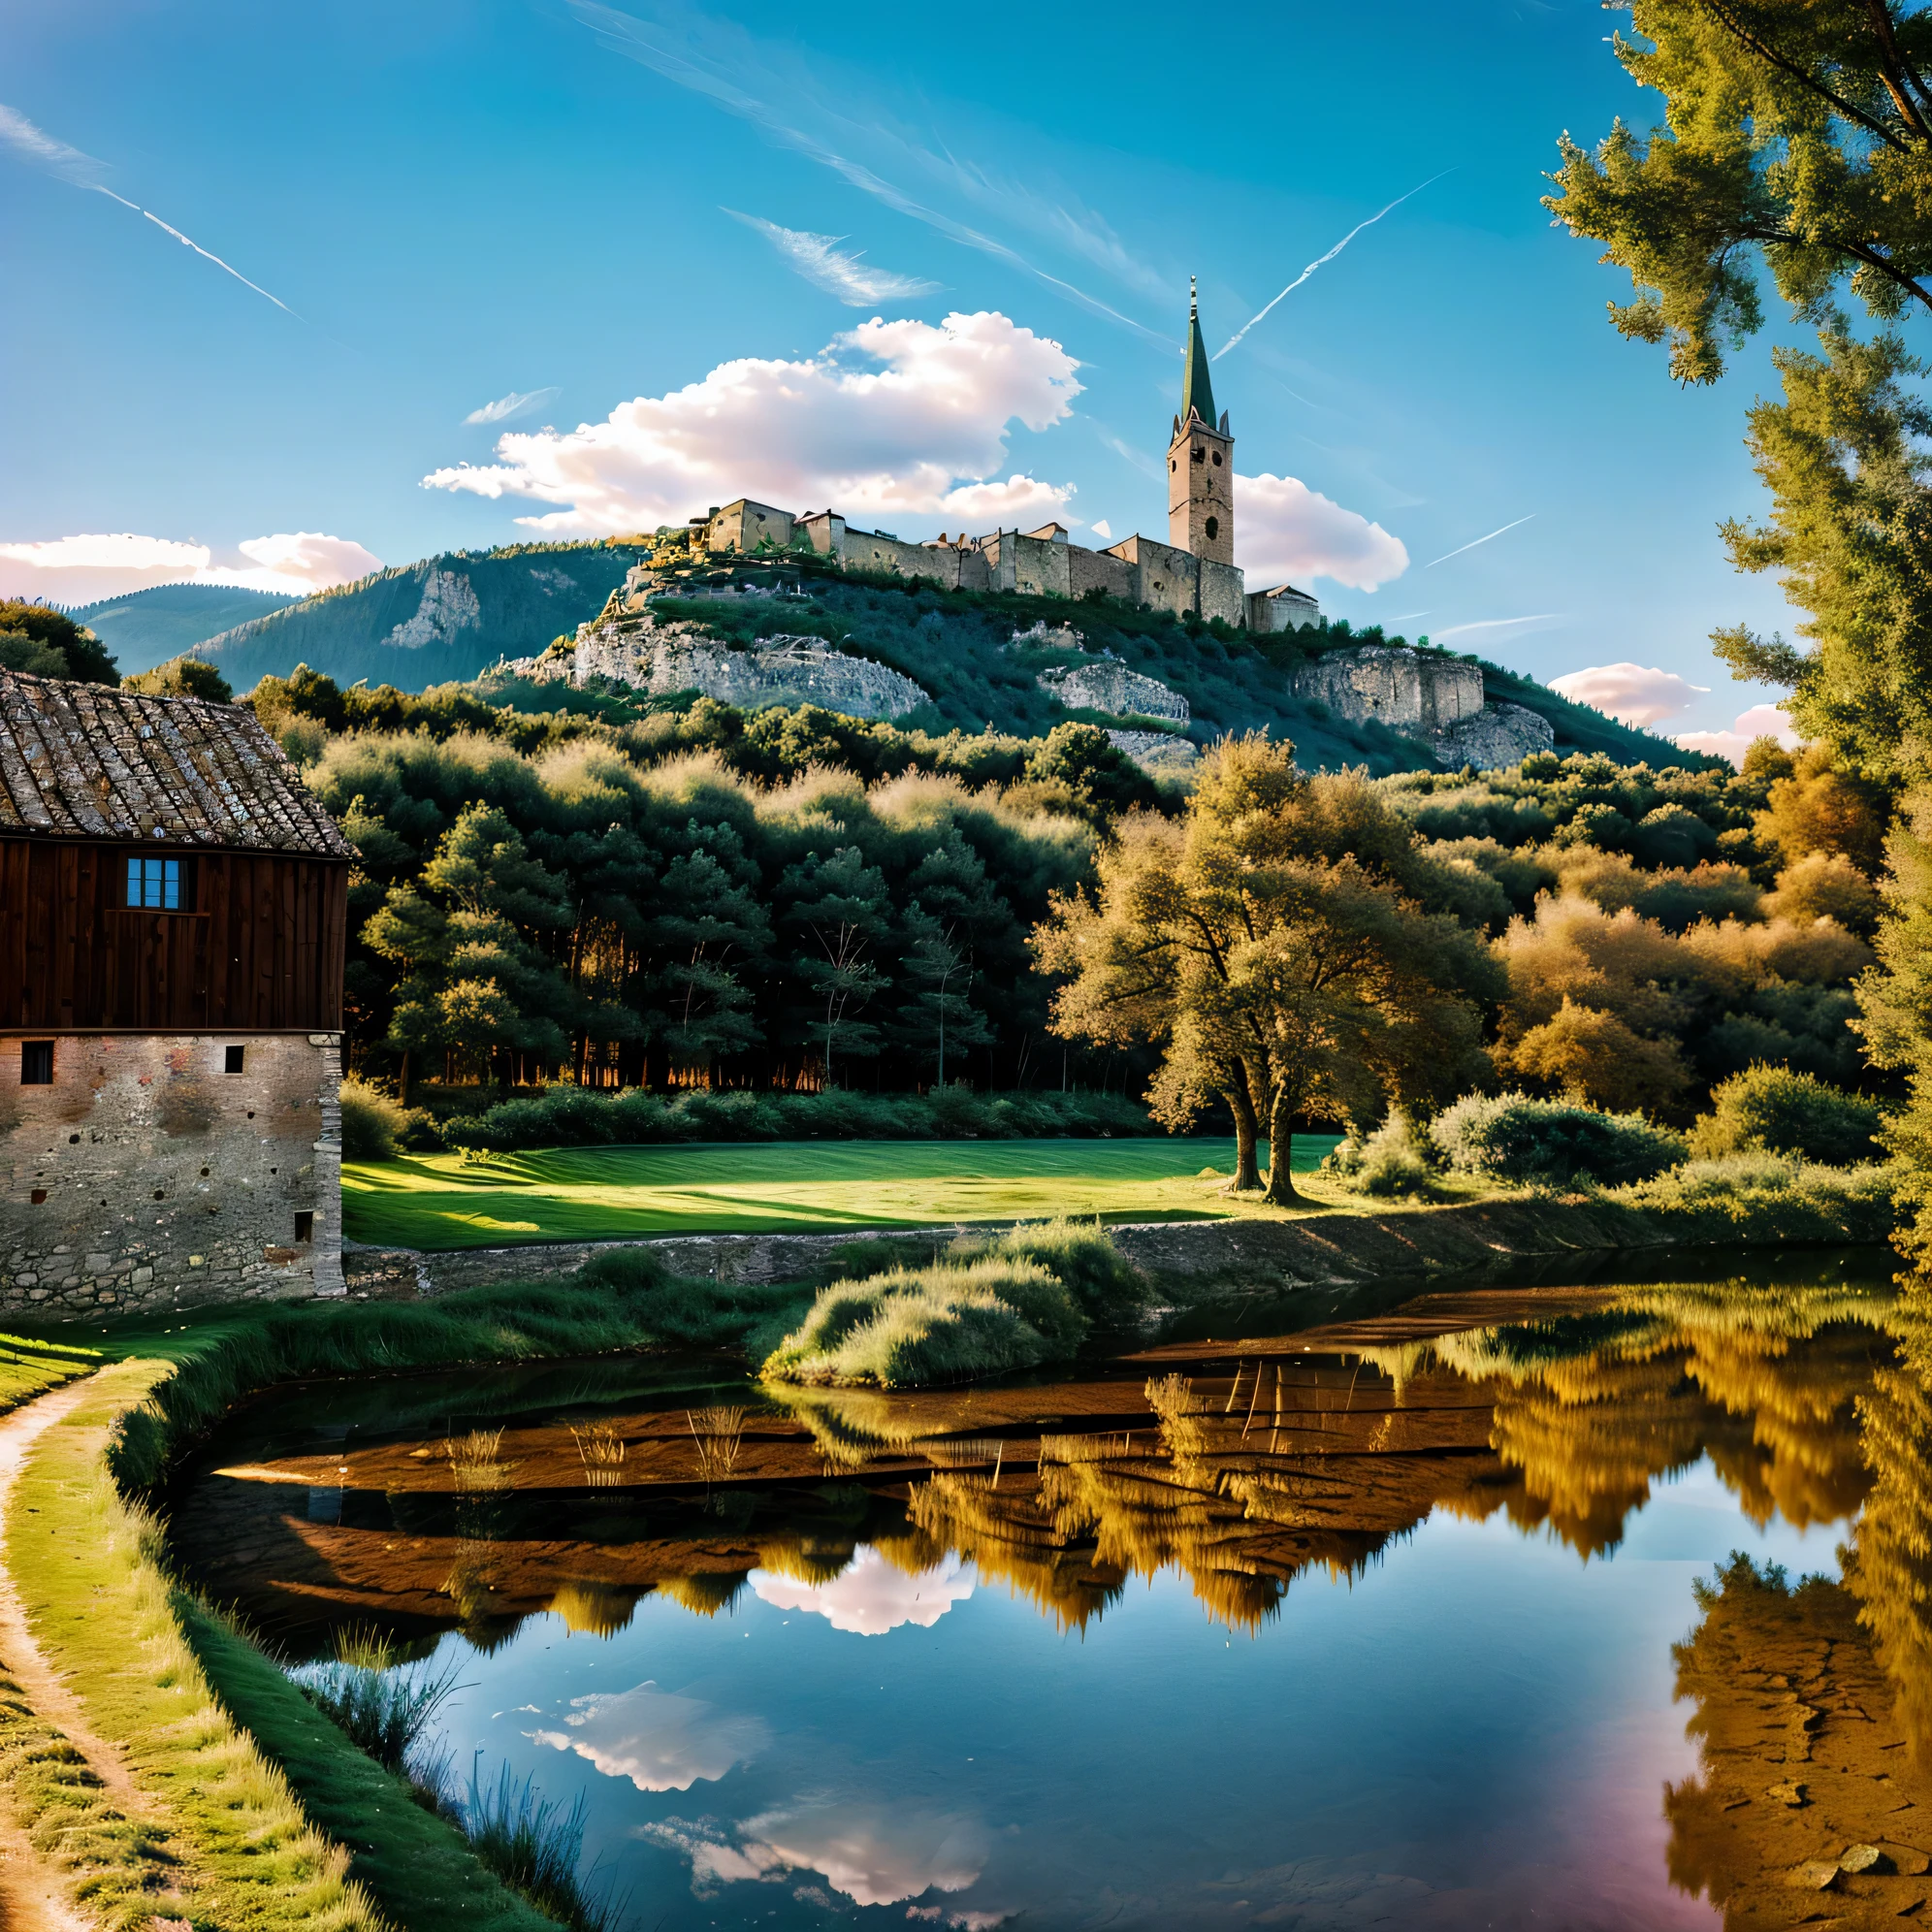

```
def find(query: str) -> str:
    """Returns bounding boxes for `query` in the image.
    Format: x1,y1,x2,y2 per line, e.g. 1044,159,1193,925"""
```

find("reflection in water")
175,1270,1895,1653
642,1803,992,1912
750,1546,975,1634
170,1256,1932,1925
531,1681,771,1791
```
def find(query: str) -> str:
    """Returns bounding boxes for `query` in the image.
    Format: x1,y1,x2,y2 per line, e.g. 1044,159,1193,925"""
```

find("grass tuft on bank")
761,1216,1149,1388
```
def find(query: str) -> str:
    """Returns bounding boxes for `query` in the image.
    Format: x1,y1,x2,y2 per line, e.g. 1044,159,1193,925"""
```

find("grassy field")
343,1134,1340,1251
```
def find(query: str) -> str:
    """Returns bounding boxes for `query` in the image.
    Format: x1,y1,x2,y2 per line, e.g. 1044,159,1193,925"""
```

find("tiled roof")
0,671,354,856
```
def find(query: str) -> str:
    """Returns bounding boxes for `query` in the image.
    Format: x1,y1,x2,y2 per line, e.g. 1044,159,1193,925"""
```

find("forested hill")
192,535,1701,775
194,541,649,692
72,584,300,674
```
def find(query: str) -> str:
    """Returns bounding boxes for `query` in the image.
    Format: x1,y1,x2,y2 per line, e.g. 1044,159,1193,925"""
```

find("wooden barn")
0,669,354,1316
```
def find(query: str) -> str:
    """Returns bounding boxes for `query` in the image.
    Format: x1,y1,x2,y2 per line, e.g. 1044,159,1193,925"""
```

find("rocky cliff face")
1293,645,1555,771
1036,658,1190,725
1293,646,1484,734
521,612,932,721
1430,701,1555,769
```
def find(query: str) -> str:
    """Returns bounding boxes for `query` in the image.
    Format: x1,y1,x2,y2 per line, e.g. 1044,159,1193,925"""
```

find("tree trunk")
1262,1089,1302,1206
1227,1083,1262,1191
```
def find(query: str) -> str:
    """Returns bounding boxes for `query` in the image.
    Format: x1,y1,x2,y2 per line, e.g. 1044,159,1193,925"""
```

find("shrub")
1431,1090,1687,1188
1765,851,1883,936
961,1216,1149,1324
288,1627,461,1773
445,1084,1156,1152
1324,1110,1436,1196
458,1760,614,1932
1689,1064,1886,1166
338,1078,406,1161
761,1256,1085,1387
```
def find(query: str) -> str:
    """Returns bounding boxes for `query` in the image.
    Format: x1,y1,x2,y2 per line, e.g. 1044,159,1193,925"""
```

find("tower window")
1170,459,1176,471
294,1210,314,1243
224,1045,246,1075
1205,516,1220,541
20,1042,53,1085
1211,451,1223,467
1192,446,1205,464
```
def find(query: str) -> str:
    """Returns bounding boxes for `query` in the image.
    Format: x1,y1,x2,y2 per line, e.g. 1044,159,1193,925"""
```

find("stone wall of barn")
0,1032,342,1319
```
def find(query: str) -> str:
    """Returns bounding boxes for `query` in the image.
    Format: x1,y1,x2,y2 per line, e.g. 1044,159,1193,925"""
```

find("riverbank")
342,1171,1898,1304
0,1166,1897,1928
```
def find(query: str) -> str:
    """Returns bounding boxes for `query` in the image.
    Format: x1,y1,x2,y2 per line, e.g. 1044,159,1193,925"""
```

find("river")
171,1247,1932,1928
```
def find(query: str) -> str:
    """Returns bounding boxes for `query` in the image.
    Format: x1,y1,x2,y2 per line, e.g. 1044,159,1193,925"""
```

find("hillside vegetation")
182,536,1695,775
196,541,648,692
71,584,300,673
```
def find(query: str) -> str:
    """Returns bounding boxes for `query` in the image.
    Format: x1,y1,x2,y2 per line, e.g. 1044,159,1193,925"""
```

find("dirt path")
0,1376,145,1931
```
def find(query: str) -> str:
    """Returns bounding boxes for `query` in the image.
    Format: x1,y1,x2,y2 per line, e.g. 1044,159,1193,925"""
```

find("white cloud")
0,103,106,186
646,1803,989,1908
423,310,1081,535
751,1548,974,1635
1548,660,1710,727
531,1680,768,1791
465,388,561,427
0,530,382,604
1234,471,1408,592
725,210,939,306
1674,701,1802,765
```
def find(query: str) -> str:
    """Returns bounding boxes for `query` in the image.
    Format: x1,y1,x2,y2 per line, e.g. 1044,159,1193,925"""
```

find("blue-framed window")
126,855,182,910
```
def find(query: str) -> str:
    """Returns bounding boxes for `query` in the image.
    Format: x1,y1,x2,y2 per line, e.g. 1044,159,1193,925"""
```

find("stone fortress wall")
0,1032,342,1320
700,499,1297,634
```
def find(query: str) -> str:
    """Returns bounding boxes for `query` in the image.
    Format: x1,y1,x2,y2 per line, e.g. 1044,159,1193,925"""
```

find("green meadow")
341,1135,1341,1251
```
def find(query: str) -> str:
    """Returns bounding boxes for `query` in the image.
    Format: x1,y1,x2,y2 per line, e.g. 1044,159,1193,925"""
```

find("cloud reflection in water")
751,1544,975,1634
531,1680,769,1790
645,1802,996,1912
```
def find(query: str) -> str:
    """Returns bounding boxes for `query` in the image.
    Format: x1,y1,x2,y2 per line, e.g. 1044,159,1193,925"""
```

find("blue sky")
0,0,1812,750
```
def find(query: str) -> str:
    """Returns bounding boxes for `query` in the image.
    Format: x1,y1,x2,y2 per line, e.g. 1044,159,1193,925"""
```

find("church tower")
1168,278,1234,565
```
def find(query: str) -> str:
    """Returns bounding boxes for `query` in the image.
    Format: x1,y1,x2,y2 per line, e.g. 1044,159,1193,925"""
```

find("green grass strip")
341,1133,1341,1250
12,1361,382,1929
177,1603,556,1932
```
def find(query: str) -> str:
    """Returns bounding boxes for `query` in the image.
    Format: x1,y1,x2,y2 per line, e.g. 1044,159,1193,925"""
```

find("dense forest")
230,660,1883,1135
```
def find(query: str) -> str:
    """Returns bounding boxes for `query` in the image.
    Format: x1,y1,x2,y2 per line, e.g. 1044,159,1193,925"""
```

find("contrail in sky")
1213,171,1453,360
1424,513,1534,569
569,0,1174,347
0,104,298,316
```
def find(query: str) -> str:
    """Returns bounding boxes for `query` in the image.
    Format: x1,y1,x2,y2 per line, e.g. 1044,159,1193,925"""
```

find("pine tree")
1853,788,1932,1254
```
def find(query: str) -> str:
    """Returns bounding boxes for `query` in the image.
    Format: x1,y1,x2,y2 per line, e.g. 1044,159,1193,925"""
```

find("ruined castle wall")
843,531,929,578
1010,533,1074,599
1067,545,1136,602
1107,534,1201,619
1198,558,1245,628
707,499,796,554
0,1032,342,1320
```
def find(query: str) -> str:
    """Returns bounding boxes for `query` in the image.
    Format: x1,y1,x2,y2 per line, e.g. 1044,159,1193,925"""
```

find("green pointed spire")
1180,275,1217,429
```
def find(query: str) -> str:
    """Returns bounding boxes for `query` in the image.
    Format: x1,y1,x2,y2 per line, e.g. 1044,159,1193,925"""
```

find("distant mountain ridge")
71,583,301,674
193,541,648,692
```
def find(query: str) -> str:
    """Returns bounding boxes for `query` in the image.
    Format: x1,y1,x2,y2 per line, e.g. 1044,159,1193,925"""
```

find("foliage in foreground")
1431,1091,1688,1189
454,1762,615,1932
1690,1064,1886,1167
1857,785,1932,1258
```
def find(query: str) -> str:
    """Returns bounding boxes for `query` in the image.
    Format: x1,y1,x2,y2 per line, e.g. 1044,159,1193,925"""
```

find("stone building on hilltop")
678,285,1323,634
0,671,353,1320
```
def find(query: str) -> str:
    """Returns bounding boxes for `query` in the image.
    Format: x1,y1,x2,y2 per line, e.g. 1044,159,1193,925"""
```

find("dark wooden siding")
0,840,347,1031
